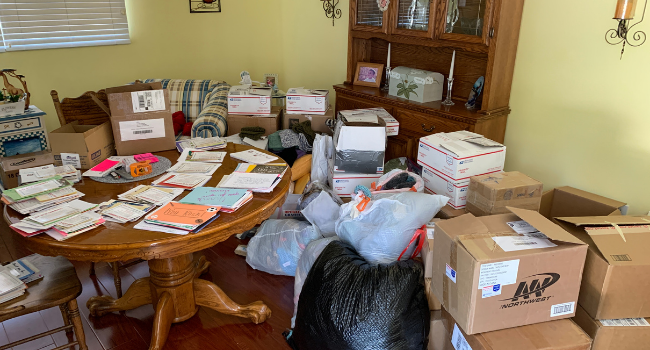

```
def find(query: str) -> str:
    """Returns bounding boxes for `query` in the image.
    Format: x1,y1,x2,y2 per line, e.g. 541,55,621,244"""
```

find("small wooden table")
3,143,291,350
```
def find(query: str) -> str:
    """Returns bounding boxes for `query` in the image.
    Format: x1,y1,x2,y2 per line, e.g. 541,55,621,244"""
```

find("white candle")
449,50,456,81
387,43,391,68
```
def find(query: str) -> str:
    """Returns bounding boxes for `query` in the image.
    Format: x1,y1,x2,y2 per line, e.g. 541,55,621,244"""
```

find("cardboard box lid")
287,88,329,97
106,81,163,95
472,171,542,190
556,216,650,265
540,186,627,219
422,131,505,158
439,207,584,262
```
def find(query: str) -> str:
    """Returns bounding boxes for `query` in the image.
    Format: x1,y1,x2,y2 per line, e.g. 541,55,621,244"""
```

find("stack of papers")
97,200,155,223
176,137,227,153
82,158,122,177
19,164,80,184
216,172,282,193
229,149,278,164
143,202,221,231
118,185,184,206
6,255,43,284
152,173,211,190
10,200,99,237
180,188,253,213
0,265,27,304
177,149,226,163
234,163,288,176
5,186,85,215
167,162,221,176
44,212,105,241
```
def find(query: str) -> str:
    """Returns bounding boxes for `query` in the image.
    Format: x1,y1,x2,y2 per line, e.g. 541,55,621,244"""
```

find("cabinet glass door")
392,0,435,37
441,0,492,44
354,0,386,32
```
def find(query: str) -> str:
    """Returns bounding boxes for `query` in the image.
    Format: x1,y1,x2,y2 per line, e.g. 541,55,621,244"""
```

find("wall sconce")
606,0,648,58
321,0,342,26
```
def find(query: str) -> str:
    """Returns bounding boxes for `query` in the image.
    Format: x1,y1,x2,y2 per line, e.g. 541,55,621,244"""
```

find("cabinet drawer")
394,109,468,136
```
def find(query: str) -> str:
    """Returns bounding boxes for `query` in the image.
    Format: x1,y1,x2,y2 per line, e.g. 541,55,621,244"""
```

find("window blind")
0,0,130,52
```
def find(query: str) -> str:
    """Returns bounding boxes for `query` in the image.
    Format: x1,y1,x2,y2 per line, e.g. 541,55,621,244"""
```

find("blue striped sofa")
141,79,230,138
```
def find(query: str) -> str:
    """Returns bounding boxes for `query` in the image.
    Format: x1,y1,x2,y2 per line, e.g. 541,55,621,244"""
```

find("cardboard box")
270,194,305,219
425,278,442,311
281,108,334,135
432,207,588,334
0,150,54,189
429,310,446,350
573,304,650,350
333,116,386,174
418,131,505,183
49,121,115,170
435,204,468,220
466,171,543,216
106,82,176,156
441,307,592,350
328,170,382,197
338,108,399,136
389,66,444,104
540,186,628,220
422,165,469,209
286,88,329,115
555,216,650,320
227,107,282,137
228,86,272,115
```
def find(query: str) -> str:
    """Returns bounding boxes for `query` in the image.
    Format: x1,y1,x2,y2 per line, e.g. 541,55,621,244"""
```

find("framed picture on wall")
353,62,384,88
190,0,221,13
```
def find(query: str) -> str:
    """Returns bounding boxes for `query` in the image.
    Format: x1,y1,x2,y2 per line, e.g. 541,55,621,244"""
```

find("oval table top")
3,143,291,262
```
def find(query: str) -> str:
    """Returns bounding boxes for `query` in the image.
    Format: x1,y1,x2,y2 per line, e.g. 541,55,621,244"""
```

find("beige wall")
2,0,648,213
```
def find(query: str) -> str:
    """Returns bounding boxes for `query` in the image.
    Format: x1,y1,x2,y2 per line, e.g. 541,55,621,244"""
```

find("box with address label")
573,304,650,350
49,121,115,170
228,86,272,115
432,207,588,334
106,82,176,156
286,88,329,115
555,215,650,320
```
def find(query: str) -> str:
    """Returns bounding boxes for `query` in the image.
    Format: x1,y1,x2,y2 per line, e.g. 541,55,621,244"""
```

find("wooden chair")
50,89,144,298
0,255,87,350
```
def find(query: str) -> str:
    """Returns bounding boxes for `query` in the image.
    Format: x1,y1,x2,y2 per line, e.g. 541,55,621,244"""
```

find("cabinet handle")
421,124,436,132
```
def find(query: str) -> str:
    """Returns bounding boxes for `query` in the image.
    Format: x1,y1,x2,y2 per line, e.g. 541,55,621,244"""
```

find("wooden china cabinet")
335,0,525,161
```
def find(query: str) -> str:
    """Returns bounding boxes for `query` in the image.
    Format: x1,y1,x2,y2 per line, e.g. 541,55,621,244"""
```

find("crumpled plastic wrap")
289,240,430,350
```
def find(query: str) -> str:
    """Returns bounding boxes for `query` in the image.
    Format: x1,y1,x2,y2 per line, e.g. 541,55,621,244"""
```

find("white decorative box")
389,66,444,103
0,106,49,157
0,101,26,117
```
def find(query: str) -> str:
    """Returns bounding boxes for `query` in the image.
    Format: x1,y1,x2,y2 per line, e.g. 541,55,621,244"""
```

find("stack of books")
118,185,184,206
143,202,221,232
10,200,99,238
177,149,226,163
176,137,227,153
2,177,84,215
180,188,253,213
0,266,27,304
152,173,211,190
19,164,81,184
97,200,155,224
229,149,278,164
7,255,43,284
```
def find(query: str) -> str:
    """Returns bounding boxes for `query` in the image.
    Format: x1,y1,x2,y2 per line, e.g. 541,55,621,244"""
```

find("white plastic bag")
311,134,333,184
246,219,320,276
335,192,448,265
301,191,340,237
371,169,424,195
291,236,340,328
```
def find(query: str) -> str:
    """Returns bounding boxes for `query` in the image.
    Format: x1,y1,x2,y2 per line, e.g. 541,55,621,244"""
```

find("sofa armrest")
192,82,230,138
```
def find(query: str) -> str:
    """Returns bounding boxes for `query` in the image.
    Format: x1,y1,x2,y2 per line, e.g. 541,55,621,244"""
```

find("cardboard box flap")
581,225,650,265
556,216,650,226
106,82,163,94
437,213,489,240
556,186,627,209
506,207,584,244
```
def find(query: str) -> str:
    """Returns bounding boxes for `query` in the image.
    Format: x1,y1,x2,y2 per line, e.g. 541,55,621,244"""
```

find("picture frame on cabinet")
353,62,385,88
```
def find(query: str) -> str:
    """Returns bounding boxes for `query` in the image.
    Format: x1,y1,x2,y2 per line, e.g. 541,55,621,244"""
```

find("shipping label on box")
228,85,272,115
286,88,329,115
339,107,399,136
271,194,305,219
422,165,468,209
433,207,587,334
0,150,54,189
418,131,505,182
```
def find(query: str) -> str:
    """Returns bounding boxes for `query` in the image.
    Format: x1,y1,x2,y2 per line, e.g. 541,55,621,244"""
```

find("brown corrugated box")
49,121,115,170
106,82,176,156
281,108,334,135
429,310,446,350
0,150,54,189
573,304,650,350
556,216,650,320
539,186,627,220
441,307,592,350
435,204,468,219
466,171,543,216
432,207,587,334
227,106,282,137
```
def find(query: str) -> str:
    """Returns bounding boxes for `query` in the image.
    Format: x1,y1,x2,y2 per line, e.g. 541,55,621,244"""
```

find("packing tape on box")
443,240,459,311
604,221,627,242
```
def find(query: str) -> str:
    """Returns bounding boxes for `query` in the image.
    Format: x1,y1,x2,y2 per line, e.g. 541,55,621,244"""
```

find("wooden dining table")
3,143,292,350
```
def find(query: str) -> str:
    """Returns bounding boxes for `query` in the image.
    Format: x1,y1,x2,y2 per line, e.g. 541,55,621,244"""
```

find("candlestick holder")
442,78,455,106
382,66,391,91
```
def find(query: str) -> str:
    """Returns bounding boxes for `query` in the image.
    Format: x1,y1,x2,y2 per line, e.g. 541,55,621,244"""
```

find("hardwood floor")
0,218,295,350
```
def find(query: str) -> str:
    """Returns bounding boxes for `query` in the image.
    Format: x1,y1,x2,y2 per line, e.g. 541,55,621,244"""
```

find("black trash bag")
288,241,430,350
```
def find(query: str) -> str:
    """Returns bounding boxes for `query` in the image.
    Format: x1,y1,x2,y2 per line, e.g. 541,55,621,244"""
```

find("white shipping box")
228,86,272,115
422,165,469,209
270,194,304,219
333,116,386,174
339,108,399,136
286,88,330,115
418,131,505,182
328,170,382,197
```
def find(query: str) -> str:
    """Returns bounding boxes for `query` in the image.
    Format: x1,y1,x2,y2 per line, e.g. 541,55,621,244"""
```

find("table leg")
87,277,152,317
194,279,271,324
